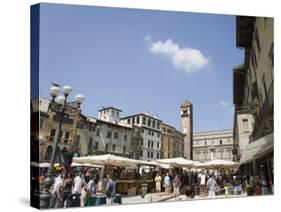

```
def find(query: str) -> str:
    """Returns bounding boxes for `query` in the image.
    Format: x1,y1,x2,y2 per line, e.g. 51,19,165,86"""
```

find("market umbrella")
73,154,140,167
70,162,104,168
156,157,194,168
201,159,238,169
140,160,171,169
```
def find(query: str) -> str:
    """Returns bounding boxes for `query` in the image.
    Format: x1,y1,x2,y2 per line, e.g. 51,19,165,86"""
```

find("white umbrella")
70,162,104,168
73,154,140,167
156,157,194,168
193,161,203,167
201,159,238,169
140,160,171,169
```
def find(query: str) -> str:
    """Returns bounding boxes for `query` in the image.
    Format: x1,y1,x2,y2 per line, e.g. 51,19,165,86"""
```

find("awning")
240,133,273,165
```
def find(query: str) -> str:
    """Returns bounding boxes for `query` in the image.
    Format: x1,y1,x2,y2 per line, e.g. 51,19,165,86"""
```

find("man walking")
206,174,218,198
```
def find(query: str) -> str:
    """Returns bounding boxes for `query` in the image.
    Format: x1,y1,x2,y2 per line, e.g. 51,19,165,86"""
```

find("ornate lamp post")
40,85,85,208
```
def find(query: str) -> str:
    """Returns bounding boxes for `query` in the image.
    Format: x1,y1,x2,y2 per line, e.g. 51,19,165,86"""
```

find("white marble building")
192,129,234,162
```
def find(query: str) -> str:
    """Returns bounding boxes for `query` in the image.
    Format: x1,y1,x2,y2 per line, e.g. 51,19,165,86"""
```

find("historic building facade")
38,98,80,163
193,129,234,163
180,100,193,159
161,123,185,159
233,16,273,184
120,113,162,161
77,107,133,158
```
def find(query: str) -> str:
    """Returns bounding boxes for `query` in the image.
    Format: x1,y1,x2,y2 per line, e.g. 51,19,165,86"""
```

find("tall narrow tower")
180,100,193,160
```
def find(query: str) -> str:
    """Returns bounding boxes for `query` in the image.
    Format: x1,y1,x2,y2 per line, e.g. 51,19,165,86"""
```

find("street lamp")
40,84,85,208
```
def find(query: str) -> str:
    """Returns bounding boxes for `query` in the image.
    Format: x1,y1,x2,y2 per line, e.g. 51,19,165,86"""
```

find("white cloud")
219,101,234,113
219,101,230,108
146,38,208,73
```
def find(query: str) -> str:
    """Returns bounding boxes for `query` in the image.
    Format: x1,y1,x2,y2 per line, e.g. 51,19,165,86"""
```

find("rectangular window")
136,116,140,124
105,144,109,152
124,134,127,141
152,120,155,128
147,151,150,158
88,137,93,152
142,117,146,125
114,132,119,139
123,146,126,154
157,122,160,129
148,140,150,147
141,139,143,145
96,128,100,137
157,142,159,148
112,144,116,151
151,152,154,158
157,133,160,138
140,150,143,157
64,131,70,144
242,119,249,132
94,142,99,150
127,119,130,124
107,131,112,139
157,152,159,159
148,119,151,127
151,141,154,148
49,129,56,141
152,132,154,136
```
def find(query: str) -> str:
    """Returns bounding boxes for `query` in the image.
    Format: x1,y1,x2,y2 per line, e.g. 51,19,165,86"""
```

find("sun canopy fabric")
70,162,104,168
201,159,238,169
140,160,171,169
156,157,194,168
73,154,140,167
193,161,204,167
240,133,273,165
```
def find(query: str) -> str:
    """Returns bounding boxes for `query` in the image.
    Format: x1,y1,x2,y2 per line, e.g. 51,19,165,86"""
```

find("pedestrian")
154,173,162,196
105,174,116,205
173,175,181,198
49,172,64,208
60,175,72,208
72,171,85,194
164,173,171,195
206,174,218,198
199,171,207,195
261,175,268,195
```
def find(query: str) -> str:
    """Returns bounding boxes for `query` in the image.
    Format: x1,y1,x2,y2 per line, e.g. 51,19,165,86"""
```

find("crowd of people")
41,168,117,208
38,165,273,208
154,170,273,199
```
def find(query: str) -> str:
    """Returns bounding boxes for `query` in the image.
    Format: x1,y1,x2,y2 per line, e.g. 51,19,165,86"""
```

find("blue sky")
39,3,244,132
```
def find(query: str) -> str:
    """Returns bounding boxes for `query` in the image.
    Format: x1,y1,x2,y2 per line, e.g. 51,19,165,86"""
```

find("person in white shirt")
199,172,206,194
72,172,85,194
49,173,64,208
206,174,218,198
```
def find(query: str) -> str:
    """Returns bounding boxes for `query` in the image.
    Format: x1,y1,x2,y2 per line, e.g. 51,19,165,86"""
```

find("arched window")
44,146,53,161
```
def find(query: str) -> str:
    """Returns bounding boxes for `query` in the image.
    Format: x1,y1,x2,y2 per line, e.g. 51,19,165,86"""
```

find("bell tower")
180,100,193,160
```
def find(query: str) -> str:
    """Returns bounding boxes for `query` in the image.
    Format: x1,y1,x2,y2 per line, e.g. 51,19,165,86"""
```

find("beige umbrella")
201,159,238,169
70,162,104,168
73,154,140,167
156,157,194,168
